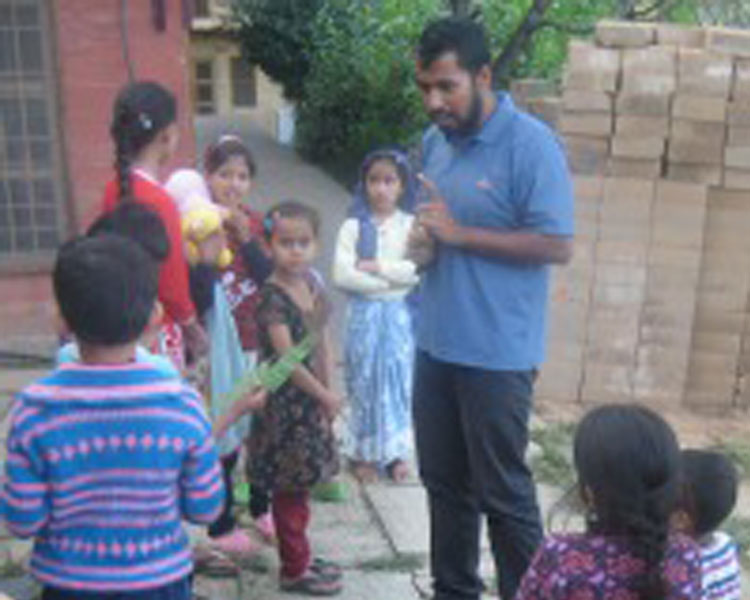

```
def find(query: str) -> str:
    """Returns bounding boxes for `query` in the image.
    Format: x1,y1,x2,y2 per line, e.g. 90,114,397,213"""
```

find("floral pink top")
515,533,701,600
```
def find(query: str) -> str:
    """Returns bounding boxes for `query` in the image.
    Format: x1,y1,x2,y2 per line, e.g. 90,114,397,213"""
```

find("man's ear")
475,64,493,92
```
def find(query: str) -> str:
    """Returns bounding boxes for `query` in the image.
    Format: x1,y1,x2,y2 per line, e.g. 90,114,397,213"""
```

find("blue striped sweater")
0,362,225,592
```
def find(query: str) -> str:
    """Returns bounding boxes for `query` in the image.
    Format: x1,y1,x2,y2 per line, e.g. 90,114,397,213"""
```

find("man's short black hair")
681,449,738,537
53,234,159,345
417,17,491,74
87,203,170,263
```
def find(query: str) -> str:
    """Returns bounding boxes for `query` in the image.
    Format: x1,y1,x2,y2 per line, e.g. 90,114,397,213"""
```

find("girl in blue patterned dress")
333,148,419,483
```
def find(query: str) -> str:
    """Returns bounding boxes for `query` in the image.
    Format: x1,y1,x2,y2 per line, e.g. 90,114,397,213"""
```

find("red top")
101,172,196,325
220,206,266,351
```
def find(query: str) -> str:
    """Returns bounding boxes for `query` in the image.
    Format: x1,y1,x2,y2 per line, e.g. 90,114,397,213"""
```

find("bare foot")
386,459,410,483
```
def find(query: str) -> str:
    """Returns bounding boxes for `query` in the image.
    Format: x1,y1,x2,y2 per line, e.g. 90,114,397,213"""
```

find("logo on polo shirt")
476,178,494,191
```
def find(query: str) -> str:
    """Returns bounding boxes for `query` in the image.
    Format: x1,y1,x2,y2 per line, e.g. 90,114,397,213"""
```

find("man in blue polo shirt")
410,17,574,600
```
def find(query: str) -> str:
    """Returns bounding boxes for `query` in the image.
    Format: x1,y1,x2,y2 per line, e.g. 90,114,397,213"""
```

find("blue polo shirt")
417,93,573,371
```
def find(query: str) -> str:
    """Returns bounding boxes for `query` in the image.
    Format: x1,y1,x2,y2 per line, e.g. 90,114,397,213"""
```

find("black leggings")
208,450,271,537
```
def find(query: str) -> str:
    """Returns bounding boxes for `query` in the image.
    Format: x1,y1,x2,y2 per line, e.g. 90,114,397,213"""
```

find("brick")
602,177,655,209
573,175,605,201
616,115,669,137
565,41,621,92
592,282,644,307
656,24,706,48
581,363,634,402
564,135,610,174
647,245,703,269
510,78,559,105
671,95,727,122
692,332,743,355
561,89,612,113
727,125,750,146
596,20,655,48
732,58,750,101
706,27,750,58
670,119,727,148
558,112,613,137
597,240,648,265
595,263,647,287
526,97,561,127
727,101,750,126
622,46,677,95
615,93,671,117
677,48,733,98
667,135,724,165
724,146,750,168
611,135,665,159
665,162,723,185
723,168,750,189
639,324,693,346
606,157,663,179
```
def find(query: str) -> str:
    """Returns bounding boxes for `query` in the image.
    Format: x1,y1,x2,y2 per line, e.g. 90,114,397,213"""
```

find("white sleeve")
376,213,419,287
332,219,390,294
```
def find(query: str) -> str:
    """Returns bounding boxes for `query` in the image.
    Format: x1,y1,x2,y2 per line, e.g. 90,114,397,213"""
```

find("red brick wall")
54,0,196,229
0,1,196,355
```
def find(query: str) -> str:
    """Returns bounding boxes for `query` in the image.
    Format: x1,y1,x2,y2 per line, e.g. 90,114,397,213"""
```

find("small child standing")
333,148,419,483
1,235,224,599
516,404,702,600
101,80,207,370
204,135,275,541
248,201,342,596
680,449,742,600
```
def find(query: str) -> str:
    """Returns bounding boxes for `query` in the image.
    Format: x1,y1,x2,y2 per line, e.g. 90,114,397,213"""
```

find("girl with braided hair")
101,81,207,371
516,404,702,600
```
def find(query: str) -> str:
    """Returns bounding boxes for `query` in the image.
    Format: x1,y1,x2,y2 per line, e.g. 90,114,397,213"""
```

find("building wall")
0,1,196,355
190,36,286,138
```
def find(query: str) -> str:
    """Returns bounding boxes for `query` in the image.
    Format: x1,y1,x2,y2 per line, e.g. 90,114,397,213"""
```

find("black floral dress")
247,281,340,492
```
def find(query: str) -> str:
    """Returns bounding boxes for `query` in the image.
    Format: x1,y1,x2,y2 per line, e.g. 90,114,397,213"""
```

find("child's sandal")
280,568,343,596
310,557,342,580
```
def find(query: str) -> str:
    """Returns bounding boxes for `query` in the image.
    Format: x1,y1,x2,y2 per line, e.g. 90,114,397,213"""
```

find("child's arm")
213,387,266,441
1,401,51,538
268,322,341,418
332,219,391,294
179,396,225,524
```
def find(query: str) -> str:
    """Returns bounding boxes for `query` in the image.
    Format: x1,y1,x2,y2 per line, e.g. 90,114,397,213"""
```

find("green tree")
294,0,441,177
233,0,324,101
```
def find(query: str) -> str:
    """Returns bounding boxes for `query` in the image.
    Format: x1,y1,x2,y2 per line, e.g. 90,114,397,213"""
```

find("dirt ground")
536,399,750,448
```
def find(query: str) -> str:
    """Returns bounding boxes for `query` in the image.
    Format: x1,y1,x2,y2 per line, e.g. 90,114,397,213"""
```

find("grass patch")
530,422,576,489
357,552,425,573
713,439,750,480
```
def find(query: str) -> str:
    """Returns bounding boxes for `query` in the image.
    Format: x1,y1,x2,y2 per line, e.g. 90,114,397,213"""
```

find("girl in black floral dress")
248,200,342,596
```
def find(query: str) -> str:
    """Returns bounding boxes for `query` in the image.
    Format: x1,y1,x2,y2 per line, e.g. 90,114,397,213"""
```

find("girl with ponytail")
515,404,701,600
101,81,207,371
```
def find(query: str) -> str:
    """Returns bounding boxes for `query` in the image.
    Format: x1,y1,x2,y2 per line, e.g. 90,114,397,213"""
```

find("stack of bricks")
535,20,750,412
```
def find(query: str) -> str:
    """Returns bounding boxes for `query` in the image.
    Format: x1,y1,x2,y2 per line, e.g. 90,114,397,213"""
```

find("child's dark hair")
681,449,738,538
204,135,257,177
417,17,491,75
87,203,170,263
263,200,320,241
574,404,682,600
110,81,177,202
54,235,159,345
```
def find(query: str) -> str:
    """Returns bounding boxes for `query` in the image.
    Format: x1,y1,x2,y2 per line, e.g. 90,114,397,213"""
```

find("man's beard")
431,86,483,137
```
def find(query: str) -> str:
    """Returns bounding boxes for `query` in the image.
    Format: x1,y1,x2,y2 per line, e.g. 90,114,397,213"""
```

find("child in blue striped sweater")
1,234,225,599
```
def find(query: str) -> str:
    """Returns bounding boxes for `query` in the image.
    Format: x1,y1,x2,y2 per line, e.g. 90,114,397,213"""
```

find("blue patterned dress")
333,210,418,468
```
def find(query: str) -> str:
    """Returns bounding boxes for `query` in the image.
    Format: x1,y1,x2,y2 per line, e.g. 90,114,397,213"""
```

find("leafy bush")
295,0,442,181
234,0,324,101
